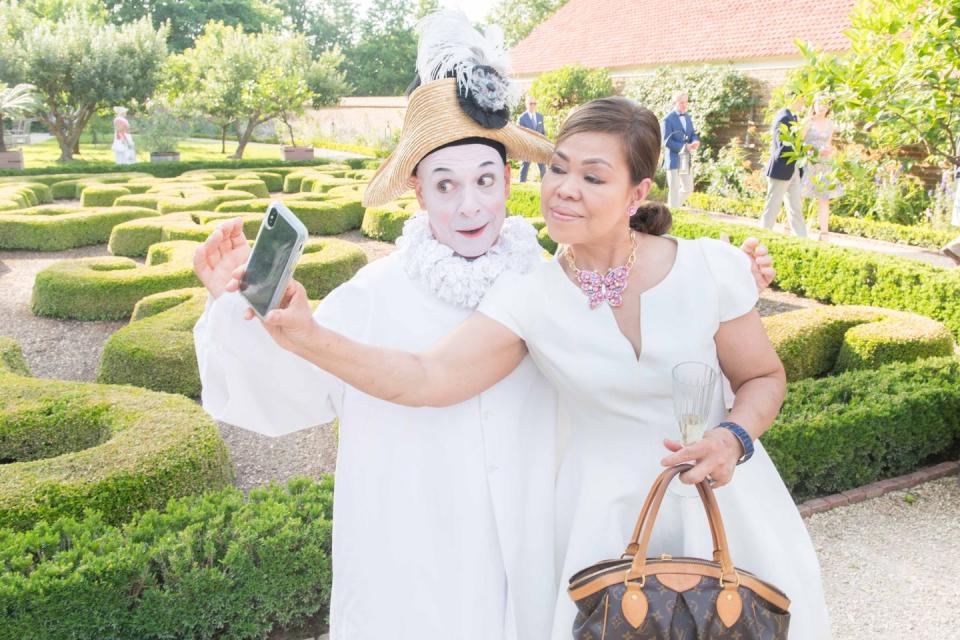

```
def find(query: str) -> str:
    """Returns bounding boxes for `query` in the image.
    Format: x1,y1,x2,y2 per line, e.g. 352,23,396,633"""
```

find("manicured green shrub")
113,193,162,209
80,185,131,207
237,170,283,192
762,306,954,380
108,212,263,257
0,346,233,531
99,238,366,395
663,213,960,340
0,477,333,640
224,178,270,198
506,182,543,218
31,241,200,320
0,158,333,179
684,192,957,250
0,206,159,251
360,200,419,242
156,189,256,214
767,356,960,501
0,337,30,376
97,288,208,396
217,198,364,235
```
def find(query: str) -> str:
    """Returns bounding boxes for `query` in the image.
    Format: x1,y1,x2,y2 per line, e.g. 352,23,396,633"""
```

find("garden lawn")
21,138,286,169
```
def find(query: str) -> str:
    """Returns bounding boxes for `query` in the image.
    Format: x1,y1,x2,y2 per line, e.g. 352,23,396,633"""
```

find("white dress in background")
112,116,136,164
193,215,558,640
478,237,831,640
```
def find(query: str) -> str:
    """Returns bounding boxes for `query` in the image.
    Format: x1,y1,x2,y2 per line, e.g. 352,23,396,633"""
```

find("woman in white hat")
112,106,136,164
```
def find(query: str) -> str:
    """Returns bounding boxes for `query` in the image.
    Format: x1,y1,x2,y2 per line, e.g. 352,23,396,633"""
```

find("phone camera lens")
267,210,277,227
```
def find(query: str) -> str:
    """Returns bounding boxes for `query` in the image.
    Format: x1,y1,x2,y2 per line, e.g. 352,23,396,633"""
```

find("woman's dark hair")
556,96,671,235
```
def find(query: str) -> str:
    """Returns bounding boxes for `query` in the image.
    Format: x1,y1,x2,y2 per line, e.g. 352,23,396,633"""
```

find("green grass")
22,138,290,169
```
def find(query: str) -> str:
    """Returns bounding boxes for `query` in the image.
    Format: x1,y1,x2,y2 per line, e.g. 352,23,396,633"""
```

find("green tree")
789,0,960,170
270,0,356,57
306,46,351,108
624,65,757,154
342,0,417,96
529,64,614,137
102,0,283,52
164,23,314,158
486,0,567,47
6,13,168,161
18,0,106,21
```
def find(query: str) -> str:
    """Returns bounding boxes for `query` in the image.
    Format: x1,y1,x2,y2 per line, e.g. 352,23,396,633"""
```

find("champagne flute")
669,361,718,497
672,361,718,445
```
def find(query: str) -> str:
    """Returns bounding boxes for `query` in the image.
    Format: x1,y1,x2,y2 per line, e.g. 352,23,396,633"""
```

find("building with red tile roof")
510,0,855,88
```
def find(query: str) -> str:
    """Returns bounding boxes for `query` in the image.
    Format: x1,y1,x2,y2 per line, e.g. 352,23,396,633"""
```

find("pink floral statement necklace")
563,231,637,309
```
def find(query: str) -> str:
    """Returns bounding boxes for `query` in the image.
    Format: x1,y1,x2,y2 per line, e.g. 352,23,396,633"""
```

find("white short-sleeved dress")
478,237,831,640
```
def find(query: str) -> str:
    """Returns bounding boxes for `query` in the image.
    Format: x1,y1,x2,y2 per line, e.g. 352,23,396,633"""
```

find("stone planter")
150,151,181,163
0,149,24,170
282,145,314,161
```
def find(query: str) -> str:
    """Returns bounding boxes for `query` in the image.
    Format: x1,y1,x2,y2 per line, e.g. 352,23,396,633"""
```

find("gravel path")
807,476,960,638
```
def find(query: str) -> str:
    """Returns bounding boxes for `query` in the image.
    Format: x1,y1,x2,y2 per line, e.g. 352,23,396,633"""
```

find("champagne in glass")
672,361,718,446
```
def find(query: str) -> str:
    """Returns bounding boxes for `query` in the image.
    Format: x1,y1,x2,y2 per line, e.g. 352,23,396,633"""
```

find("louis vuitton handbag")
567,464,790,639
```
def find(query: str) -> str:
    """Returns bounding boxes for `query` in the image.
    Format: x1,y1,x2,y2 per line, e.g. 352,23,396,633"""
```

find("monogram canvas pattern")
573,575,789,639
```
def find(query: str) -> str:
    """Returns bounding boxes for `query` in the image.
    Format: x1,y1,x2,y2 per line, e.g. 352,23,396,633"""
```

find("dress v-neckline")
553,238,682,364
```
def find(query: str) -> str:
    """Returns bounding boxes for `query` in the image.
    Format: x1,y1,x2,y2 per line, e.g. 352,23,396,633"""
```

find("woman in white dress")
801,92,843,241
256,97,831,639
112,106,136,164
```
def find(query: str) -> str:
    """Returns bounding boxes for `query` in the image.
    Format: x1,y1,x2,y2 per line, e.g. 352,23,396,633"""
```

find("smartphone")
239,202,308,319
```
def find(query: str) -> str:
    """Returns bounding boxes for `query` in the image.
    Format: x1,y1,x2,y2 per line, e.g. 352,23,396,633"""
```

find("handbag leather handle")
625,465,737,581
624,464,722,563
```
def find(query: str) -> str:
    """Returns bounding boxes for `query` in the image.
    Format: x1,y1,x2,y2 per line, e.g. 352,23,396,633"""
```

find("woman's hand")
193,217,250,299
660,427,744,488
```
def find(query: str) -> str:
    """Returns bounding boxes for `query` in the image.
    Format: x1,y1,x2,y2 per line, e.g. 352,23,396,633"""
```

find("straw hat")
113,106,128,116
361,10,555,207
362,79,553,207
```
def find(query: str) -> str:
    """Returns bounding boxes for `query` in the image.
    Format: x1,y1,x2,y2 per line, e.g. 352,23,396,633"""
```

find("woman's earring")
628,206,638,217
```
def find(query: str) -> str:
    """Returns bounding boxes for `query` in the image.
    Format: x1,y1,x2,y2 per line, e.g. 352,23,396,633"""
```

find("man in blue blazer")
760,94,808,236
662,91,700,207
517,95,546,182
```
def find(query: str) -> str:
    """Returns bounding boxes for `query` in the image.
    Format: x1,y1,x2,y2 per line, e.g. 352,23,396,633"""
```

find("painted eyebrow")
430,161,498,174
553,150,612,168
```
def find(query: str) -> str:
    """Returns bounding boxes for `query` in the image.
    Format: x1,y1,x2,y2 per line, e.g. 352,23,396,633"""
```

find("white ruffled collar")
395,213,542,309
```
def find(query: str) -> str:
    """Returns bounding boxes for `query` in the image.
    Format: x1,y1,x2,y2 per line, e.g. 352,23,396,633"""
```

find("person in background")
111,106,136,165
801,92,843,241
661,90,700,208
518,95,546,182
760,93,807,237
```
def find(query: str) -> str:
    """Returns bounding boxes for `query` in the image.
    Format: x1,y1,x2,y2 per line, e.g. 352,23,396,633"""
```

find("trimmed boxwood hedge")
0,477,333,640
31,240,201,320
768,356,960,501
0,205,159,251
763,305,954,381
156,189,256,214
360,199,419,242
685,191,957,251
216,198,365,235
0,341,233,532
99,238,367,396
0,158,334,179
108,211,264,257
223,178,269,198
0,337,30,376
79,184,130,207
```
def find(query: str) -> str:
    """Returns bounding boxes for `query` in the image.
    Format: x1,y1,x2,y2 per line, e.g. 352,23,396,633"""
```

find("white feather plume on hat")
415,10,510,98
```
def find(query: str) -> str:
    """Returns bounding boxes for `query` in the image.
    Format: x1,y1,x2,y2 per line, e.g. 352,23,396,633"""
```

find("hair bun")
629,201,672,235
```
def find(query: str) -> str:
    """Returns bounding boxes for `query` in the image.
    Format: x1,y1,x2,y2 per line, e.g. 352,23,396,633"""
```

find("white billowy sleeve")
193,287,359,437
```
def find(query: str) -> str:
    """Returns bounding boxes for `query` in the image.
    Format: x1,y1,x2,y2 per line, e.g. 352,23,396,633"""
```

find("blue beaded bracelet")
715,421,754,465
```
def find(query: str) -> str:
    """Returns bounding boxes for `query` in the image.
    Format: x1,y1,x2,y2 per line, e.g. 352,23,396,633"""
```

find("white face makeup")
413,143,510,258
